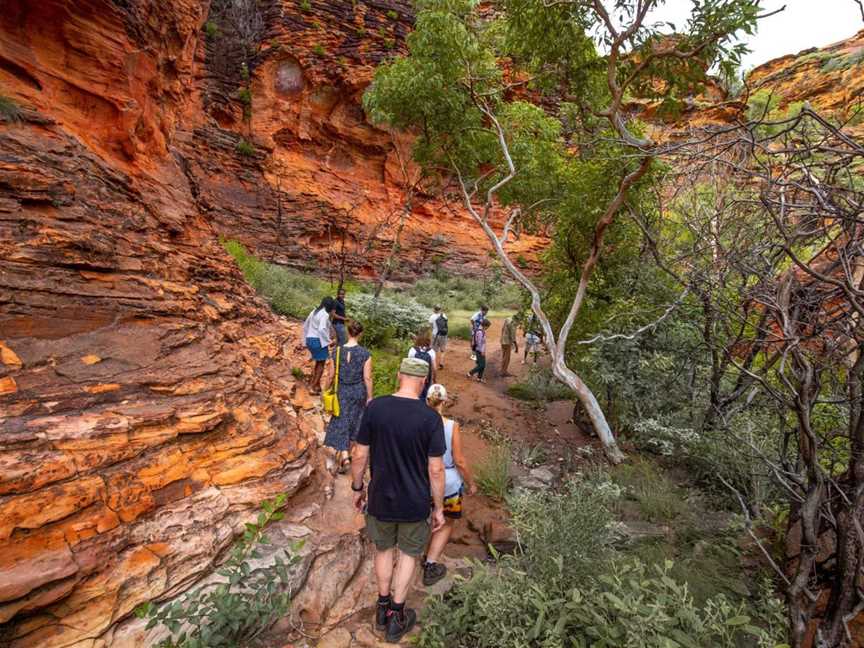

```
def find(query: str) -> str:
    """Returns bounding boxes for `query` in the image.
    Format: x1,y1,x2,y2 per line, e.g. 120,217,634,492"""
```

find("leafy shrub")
407,272,523,313
822,48,864,72
291,366,305,380
235,139,256,157
419,475,784,648
386,9,398,19
237,87,252,105
137,495,303,647
630,416,779,510
370,347,401,397
299,0,311,12
0,95,22,122
312,44,326,56
508,477,618,587
475,443,511,501
507,366,571,402
346,292,431,347
204,21,220,39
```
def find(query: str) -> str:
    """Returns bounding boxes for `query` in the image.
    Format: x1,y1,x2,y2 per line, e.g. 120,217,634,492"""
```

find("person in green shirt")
500,316,519,377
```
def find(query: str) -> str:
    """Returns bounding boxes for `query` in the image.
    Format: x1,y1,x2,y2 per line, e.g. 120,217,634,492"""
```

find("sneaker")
375,600,390,631
423,561,447,587
385,607,417,643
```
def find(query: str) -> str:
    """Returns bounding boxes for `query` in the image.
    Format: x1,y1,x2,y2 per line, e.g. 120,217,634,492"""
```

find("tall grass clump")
475,443,512,501
0,95,22,122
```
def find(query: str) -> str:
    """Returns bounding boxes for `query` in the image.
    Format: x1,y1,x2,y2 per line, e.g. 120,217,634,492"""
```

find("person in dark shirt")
351,357,446,643
333,288,348,345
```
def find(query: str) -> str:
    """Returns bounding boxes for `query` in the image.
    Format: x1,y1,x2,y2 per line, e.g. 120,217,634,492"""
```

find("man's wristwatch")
351,482,364,492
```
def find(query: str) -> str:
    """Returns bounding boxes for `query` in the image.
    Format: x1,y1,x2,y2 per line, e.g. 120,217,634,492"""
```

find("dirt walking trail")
287,317,596,648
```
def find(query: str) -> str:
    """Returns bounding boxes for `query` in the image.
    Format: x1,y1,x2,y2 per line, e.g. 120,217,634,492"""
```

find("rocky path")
274,317,595,648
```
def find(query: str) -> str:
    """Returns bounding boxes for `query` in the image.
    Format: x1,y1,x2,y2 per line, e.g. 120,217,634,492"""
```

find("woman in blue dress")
323,320,373,473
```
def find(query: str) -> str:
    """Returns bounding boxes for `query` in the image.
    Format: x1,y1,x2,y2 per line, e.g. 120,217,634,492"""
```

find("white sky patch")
645,0,863,72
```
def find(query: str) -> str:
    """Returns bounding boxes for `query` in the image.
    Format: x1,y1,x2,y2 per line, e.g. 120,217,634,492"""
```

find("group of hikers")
301,292,545,643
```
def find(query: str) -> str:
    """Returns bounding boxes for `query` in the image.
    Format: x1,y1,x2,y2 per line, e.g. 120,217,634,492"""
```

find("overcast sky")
646,0,864,72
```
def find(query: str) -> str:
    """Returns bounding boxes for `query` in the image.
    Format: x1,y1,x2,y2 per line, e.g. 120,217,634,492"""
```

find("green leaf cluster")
135,495,303,648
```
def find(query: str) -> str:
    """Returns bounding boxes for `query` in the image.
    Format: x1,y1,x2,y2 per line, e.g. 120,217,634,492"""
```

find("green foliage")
407,271,523,313
611,459,692,524
237,87,252,105
223,240,334,318
506,366,571,403
312,43,326,57
370,347,401,397
419,476,784,648
235,139,256,157
136,495,303,648
299,0,311,12
204,20,220,39
291,366,305,380
0,95,22,122
821,47,864,72
386,9,398,19
475,443,512,501
447,321,473,341
383,38,396,50
630,416,781,511
346,292,431,346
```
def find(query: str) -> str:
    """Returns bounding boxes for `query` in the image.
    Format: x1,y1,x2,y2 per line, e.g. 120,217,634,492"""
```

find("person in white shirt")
470,305,489,331
302,297,335,394
428,305,448,369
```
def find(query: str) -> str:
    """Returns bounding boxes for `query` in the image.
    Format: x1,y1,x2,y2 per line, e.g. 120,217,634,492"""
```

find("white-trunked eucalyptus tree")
363,0,760,462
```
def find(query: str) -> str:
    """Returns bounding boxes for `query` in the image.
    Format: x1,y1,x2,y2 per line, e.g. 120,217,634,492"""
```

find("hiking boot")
423,561,447,587
385,607,416,643
375,599,390,632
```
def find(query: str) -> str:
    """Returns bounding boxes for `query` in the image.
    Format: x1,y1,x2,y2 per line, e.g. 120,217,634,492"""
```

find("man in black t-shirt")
351,357,446,643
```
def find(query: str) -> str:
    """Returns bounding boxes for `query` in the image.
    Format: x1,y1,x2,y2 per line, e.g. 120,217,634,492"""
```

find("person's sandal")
338,456,351,475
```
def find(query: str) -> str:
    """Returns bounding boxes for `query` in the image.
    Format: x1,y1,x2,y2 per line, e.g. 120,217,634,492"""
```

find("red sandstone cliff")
2,0,863,645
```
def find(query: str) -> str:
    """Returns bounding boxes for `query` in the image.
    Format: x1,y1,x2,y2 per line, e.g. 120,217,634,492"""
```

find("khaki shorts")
432,334,448,352
365,514,431,556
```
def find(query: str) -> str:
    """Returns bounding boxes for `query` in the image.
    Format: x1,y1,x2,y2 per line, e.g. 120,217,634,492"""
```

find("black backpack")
435,314,448,336
412,347,433,389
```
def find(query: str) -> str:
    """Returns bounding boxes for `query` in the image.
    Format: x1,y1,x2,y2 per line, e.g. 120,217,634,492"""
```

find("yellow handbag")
322,346,340,417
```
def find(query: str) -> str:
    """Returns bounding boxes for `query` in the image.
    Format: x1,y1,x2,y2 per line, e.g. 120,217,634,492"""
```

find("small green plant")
312,43,326,57
240,64,250,81
0,95,22,122
476,443,511,501
384,38,395,50
515,254,528,268
299,0,312,12
291,366,305,381
136,495,303,647
204,21,219,39
235,139,256,157
237,87,252,105
386,9,398,19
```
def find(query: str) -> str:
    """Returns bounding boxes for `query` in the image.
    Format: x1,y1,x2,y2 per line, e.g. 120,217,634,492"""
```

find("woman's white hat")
427,383,447,402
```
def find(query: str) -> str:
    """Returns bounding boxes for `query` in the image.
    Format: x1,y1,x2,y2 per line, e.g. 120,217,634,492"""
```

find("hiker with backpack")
467,319,492,382
429,305,448,369
421,383,477,587
407,332,436,400
523,315,544,365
